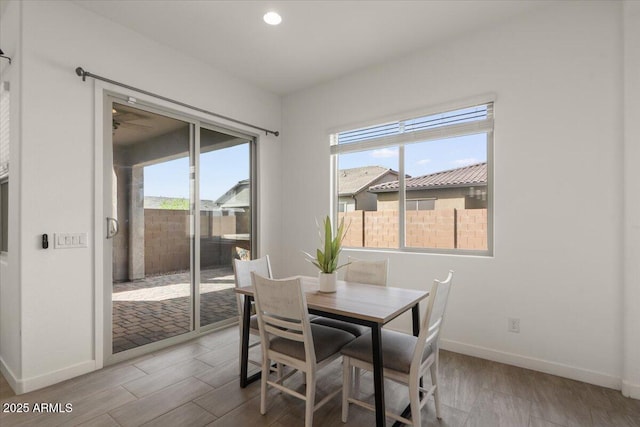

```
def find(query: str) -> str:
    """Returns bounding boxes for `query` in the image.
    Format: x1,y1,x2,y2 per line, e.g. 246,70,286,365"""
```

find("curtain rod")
75,67,279,137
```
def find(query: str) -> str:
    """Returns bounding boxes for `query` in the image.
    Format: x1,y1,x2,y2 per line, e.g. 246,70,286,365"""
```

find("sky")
144,143,249,201
143,133,486,200
338,133,487,177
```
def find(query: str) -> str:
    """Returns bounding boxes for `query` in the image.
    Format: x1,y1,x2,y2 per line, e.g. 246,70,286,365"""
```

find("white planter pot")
318,272,337,293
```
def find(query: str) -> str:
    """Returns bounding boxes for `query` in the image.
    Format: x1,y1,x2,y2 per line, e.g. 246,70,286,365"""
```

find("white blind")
331,102,493,155
0,81,9,180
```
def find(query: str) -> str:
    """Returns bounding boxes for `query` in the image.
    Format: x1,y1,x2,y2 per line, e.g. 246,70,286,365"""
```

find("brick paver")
112,267,238,353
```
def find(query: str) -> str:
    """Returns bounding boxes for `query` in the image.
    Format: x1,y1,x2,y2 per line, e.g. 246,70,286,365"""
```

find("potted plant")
304,215,349,293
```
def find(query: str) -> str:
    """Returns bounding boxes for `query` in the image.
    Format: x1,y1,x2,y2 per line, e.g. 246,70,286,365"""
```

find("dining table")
235,275,430,427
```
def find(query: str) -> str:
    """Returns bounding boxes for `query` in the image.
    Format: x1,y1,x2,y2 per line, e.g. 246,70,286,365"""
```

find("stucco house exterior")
368,162,487,211
338,166,399,212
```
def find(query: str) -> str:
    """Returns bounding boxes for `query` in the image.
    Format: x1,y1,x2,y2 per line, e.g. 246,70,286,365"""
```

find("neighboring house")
211,179,251,238
338,166,400,212
369,162,487,211
215,179,250,213
143,179,250,213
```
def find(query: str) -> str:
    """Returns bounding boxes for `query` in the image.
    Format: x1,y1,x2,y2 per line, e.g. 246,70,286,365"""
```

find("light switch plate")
54,233,88,249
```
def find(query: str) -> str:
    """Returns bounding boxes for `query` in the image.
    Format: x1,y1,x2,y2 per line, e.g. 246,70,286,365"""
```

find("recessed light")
263,11,282,26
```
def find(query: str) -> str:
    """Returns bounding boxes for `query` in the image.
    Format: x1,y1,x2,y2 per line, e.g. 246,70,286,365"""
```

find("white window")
406,198,435,211
332,101,493,255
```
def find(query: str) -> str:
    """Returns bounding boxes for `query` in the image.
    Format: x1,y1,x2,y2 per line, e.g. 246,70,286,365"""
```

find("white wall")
2,0,281,392
281,1,626,389
623,0,640,398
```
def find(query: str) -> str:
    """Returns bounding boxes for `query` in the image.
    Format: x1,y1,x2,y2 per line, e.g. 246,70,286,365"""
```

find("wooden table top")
235,276,429,324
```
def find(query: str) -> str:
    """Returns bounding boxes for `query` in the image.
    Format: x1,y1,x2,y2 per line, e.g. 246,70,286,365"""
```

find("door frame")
94,84,259,368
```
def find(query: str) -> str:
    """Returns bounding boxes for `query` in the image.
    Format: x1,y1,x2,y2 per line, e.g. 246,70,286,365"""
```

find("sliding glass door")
105,97,254,361
199,128,252,328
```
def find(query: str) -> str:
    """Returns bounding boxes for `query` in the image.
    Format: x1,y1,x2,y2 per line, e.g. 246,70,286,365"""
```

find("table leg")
412,303,423,397
411,303,420,336
371,323,386,427
240,295,255,388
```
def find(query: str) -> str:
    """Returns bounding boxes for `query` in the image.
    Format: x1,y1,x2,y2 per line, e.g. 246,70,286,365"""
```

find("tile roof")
338,166,398,196
369,162,487,192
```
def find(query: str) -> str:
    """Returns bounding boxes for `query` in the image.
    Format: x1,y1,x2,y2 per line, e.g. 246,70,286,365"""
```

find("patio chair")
341,270,454,426
252,273,355,427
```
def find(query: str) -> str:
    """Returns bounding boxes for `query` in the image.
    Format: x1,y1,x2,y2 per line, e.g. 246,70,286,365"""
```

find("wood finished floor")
1,325,639,427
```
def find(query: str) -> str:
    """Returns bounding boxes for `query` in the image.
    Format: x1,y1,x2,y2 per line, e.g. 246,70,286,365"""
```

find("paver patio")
112,267,238,353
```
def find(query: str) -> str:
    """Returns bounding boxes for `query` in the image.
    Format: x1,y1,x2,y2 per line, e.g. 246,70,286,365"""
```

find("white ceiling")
75,0,547,96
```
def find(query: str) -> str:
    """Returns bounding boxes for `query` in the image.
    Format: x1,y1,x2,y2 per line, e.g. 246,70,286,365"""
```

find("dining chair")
251,273,355,427
311,257,389,337
340,270,454,426
233,256,273,372
344,257,389,286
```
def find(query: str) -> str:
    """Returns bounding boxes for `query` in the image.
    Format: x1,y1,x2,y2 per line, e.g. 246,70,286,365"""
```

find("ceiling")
111,102,187,147
75,0,546,96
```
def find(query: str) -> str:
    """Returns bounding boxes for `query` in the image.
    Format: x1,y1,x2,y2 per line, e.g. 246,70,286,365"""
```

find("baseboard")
6,360,96,395
622,380,640,399
0,356,20,394
440,339,622,391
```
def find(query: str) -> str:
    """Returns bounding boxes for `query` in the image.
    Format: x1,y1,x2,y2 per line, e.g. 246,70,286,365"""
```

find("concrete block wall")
456,208,488,250
406,209,455,249
364,210,399,248
144,209,191,275
339,211,364,247
140,208,485,276
340,209,487,250
202,213,236,237
143,209,249,275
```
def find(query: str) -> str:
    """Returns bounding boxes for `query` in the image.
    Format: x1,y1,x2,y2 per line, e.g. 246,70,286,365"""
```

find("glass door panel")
111,102,193,354
199,127,251,328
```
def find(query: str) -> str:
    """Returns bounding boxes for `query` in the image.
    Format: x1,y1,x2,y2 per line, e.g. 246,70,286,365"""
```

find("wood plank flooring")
1,325,638,426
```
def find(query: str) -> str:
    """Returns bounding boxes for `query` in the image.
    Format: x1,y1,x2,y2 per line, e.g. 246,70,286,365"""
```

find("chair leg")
430,361,442,420
305,372,316,427
237,328,243,375
277,363,283,382
260,358,269,415
409,373,421,427
353,367,361,398
342,356,352,423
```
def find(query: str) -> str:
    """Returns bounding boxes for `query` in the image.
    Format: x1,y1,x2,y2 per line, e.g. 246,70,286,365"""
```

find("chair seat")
270,324,355,363
340,329,432,374
311,317,369,337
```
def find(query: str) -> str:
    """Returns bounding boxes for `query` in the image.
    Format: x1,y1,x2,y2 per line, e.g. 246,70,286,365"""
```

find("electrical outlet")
508,318,520,333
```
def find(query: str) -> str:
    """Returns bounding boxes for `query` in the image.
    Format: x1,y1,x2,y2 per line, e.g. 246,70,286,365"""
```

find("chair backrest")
412,271,454,371
251,273,316,365
233,255,273,315
344,257,389,287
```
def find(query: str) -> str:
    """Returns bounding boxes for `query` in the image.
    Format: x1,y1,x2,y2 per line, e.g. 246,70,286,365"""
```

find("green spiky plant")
304,216,350,274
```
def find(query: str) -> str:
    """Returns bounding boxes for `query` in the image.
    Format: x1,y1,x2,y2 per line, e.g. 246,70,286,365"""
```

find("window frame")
406,198,436,211
0,179,7,253
0,80,8,254
330,98,494,256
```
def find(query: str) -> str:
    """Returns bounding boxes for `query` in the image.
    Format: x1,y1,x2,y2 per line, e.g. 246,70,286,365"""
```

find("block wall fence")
143,209,250,276
339,208,487,250
141,208,486,277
